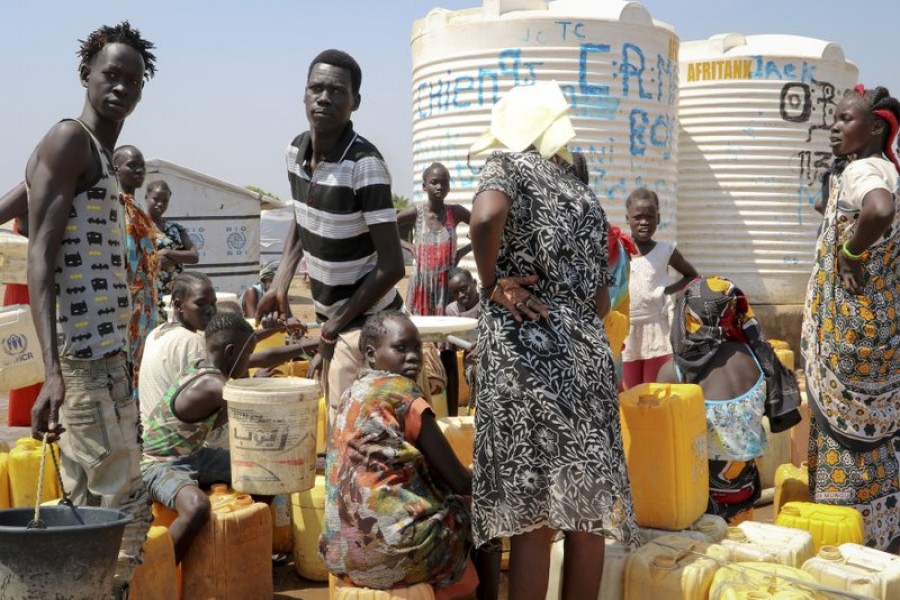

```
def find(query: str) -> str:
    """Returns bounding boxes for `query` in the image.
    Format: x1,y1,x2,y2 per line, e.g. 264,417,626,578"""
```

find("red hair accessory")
873,109,900,172
854,83,866,96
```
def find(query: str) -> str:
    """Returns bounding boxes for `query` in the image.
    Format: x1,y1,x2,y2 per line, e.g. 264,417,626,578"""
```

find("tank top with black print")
52,120,130,360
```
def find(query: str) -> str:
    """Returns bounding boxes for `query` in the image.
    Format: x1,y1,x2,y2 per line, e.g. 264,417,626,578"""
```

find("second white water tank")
411,0,680,244
678,34,858,305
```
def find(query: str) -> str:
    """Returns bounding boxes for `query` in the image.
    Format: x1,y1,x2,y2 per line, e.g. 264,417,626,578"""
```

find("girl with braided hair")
801,85,900,551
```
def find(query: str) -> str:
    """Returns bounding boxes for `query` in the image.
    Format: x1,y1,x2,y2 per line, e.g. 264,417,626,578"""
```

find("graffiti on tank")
412,22,677,217
750,56,818,83
414,41,676,167
780,80,838,142
780,80,838,224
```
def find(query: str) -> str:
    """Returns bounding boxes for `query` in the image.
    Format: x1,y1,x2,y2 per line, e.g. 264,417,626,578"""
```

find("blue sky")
1,1,896,204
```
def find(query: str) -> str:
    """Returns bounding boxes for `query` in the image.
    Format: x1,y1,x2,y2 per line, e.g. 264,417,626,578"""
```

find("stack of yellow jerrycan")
619,383,708,530
436,416,474,468
0,441,10,509
718,521,814,567
182,486,273,600
8,437,60,507
547,536,630,600
291,474,328,581
709,562,826,599
775,501,864,552
129,525,178,600
639,513,728,545
802,543,900,599
774,462,810,514
624,533,722,599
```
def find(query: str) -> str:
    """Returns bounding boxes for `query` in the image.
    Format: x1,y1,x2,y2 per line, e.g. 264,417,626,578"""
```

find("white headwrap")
468,80,575,163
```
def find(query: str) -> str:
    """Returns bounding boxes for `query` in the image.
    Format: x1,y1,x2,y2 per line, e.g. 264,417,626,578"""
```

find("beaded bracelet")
842,241,864,261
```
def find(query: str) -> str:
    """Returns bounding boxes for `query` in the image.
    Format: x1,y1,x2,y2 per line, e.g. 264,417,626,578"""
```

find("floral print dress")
121,192,160,391
801,156,900,550
320,370,471,590
471,150,640,548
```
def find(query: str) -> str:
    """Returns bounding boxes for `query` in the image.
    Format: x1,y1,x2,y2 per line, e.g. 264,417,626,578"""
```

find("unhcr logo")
2,333,28,356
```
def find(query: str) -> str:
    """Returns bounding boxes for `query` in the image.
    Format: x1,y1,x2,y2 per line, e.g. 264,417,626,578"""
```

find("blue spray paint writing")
414,41,676,159
750,56,817,83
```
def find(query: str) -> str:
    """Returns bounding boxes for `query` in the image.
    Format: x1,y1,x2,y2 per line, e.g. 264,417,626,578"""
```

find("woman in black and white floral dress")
468,82,640,600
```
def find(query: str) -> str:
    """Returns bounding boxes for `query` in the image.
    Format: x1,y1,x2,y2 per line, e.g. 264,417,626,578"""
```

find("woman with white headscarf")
468,82,640,599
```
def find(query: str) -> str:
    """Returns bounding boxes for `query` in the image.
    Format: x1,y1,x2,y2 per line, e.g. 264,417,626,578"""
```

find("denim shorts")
141,447,231,509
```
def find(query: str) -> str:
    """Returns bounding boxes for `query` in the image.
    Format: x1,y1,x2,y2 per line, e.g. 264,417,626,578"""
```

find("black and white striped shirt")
285,122,402,328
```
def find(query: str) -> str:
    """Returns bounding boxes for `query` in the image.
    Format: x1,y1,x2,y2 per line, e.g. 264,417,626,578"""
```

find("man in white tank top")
25,23,158,599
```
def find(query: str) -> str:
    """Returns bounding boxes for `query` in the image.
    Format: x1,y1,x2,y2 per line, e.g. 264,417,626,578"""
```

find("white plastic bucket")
0,304,45,392
224,377,320,495
0,230,27,284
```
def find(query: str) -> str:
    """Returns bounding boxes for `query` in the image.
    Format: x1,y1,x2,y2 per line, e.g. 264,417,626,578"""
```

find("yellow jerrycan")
619,383,708,530
129,525,178,600
624,533,722,600
775,501,864,553
774,462,810,514
0,443,10,510
181,493,273,600
710,562,827,600
8,437,60,508
291,474,328,581
801,543,900,600
719,522,814,568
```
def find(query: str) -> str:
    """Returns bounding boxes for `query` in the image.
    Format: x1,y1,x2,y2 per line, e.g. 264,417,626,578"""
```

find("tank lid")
412,0,675,42
681,33,850,64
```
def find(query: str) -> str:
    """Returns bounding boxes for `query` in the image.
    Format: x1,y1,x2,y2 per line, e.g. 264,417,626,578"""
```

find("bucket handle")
26,433,74,529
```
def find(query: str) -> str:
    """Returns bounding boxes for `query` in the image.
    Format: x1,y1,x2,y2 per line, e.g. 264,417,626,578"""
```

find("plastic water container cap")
209,483,229,494
235,495,253,506
726,527,747,542
780,504,800,516
818,545,843,561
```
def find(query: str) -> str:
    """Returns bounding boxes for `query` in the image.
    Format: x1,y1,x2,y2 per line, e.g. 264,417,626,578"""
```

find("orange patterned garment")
121,192,161,390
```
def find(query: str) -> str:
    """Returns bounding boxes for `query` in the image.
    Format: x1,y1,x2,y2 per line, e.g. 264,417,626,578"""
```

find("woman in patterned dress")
146,179,199,322
321,311,497,598
801,85,900,551
113,145,160,392
468,82,639,600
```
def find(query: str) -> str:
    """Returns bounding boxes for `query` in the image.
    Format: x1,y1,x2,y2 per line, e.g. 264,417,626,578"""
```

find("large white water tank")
411,0,680,248
678,34,857,305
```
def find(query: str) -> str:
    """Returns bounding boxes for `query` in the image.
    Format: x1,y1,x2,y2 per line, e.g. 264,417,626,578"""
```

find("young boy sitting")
140,311,257,561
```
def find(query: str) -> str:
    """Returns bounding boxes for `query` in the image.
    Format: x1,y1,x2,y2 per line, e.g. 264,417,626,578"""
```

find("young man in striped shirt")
258,49,405,425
